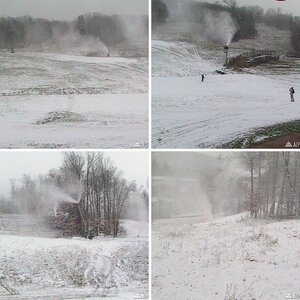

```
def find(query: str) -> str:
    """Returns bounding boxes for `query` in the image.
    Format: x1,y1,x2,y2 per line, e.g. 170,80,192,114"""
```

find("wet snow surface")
0,216,148,299
0,49,148,148
152,214,300,300
152,25,300,148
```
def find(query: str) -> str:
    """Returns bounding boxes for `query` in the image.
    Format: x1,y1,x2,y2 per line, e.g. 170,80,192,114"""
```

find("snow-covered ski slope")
152,24,300,148
0,218,148,299
152,214,300,300
0,49,148,148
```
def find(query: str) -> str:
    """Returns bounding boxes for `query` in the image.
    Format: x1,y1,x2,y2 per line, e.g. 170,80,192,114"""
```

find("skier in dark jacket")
289,87,295,102
201,74,205,82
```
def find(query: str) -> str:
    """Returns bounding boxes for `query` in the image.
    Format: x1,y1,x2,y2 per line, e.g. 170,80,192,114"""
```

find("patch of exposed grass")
220,120,300,148
36,111,85,125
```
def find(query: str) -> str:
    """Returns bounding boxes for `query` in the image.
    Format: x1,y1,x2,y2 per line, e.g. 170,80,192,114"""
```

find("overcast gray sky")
0,151,148,196
0,0,148,20
204,0,300,16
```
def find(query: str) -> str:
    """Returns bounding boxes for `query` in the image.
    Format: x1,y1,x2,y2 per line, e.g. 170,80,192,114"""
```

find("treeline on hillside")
0,13,145,49
240,152,300,219
0,152,148,237
290,22,300,55
152,0,169,25
0,17,68,49
262,8,293,30
152,0,300,55
76,14,125,46
228,5,300,55
256,8,300,56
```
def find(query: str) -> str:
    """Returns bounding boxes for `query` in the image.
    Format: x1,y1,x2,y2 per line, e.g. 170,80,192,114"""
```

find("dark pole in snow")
224,45,229,66
7,23,15,53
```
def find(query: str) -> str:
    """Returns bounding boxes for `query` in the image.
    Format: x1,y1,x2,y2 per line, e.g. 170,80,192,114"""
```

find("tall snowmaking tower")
224,45,229,66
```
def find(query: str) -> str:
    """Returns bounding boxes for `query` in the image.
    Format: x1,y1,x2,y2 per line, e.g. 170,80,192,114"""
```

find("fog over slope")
152,152,244,219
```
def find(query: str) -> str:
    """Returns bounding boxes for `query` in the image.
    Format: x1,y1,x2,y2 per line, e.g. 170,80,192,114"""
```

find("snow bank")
0,229,148,298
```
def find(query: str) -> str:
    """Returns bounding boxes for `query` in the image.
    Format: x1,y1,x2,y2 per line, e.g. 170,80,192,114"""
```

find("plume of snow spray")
127,191,148,222
38,181,82,216
52,28,109,55
152,152,243,220
156,1,238,46
201,10,238,45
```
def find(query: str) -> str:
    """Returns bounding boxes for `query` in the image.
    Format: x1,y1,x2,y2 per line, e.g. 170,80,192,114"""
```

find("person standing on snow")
289,87,295,102
201,74,205,82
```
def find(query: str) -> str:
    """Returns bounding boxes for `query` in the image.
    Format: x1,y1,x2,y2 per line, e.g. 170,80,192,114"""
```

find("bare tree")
5,152,139,238
241,152,299,219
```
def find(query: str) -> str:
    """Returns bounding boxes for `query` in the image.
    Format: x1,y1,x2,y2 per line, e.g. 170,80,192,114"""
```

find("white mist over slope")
52,31,109,56
155,1,238,45
201,10,238,45
152,152,243,219
127,192,148,222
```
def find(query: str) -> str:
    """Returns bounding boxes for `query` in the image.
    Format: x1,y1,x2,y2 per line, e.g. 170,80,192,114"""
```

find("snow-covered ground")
152,214,300,300
0,217,148,299
152,25,300,148
0,49,148,148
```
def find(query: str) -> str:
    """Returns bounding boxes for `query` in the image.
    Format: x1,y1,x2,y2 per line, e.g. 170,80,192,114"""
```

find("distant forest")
152,0,169,25
241,152,300,219
0,13,147,49
152,0,300,55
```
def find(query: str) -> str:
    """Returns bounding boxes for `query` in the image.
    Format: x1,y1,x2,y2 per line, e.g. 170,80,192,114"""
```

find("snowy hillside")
152,214,300,300
0,214,60,238
0,219,148,299
152,24,300,148
0,49,148,148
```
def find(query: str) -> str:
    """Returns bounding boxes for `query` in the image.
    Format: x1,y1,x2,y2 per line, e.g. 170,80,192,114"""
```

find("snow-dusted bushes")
0,235,148,290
